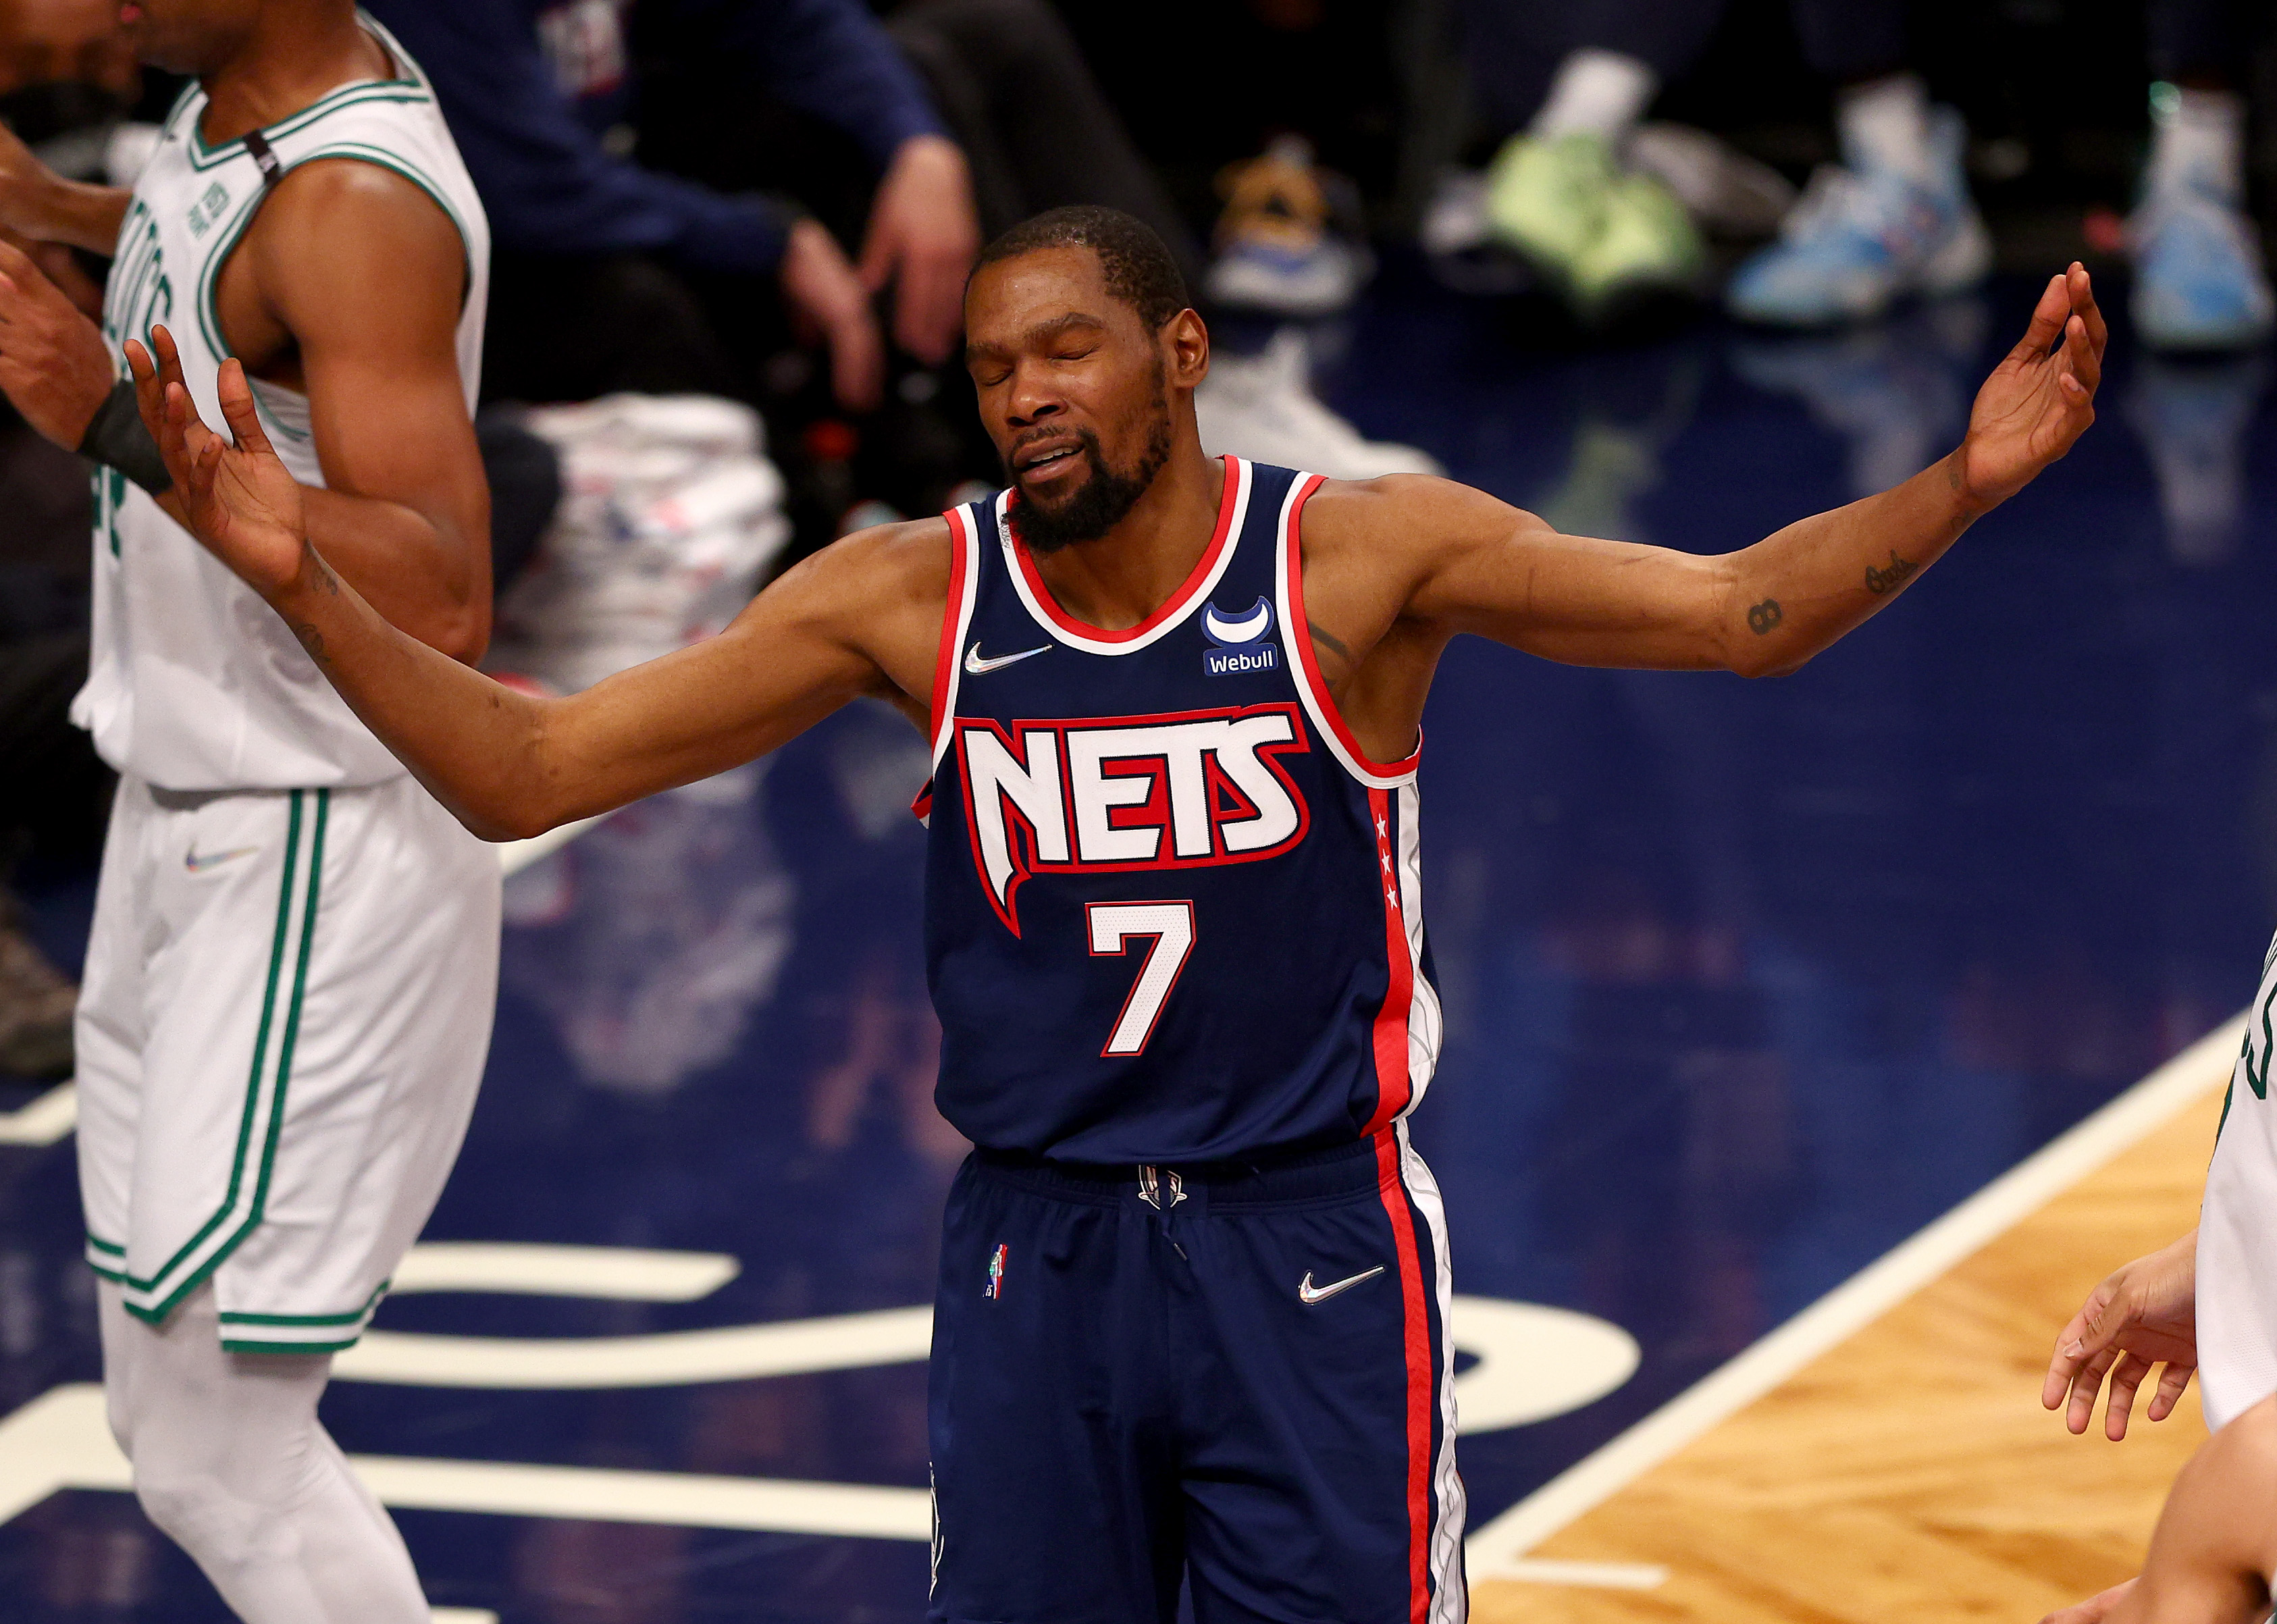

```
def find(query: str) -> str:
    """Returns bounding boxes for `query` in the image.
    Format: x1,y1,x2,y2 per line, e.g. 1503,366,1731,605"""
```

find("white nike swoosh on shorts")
1298,1265,1387,1304
964,642,1051,675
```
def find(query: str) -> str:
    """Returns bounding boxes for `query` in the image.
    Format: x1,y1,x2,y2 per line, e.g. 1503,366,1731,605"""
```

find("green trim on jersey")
218,1280,390,1328
122,789,328,1326
194,147,470,373
185,83,432,171
219,1335,363,1355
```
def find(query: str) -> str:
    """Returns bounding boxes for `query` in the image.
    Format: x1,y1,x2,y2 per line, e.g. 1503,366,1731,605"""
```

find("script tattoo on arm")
1864,550,1917,595
1746,598,1783,635
1308,619,1353,666
287,620,330,668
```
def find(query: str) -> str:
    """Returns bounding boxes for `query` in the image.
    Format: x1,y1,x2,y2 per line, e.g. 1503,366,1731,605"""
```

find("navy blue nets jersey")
916,457,1443,1161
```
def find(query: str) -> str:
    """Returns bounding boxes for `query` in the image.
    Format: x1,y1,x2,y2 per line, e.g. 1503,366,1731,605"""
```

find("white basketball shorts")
75,773,501,1353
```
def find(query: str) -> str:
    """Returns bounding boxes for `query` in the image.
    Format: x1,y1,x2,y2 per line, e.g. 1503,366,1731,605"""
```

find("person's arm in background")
361,0,885,407
675,0,979,362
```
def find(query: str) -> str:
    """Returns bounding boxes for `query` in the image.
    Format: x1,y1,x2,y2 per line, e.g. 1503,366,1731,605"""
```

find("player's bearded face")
1007,356,1174,556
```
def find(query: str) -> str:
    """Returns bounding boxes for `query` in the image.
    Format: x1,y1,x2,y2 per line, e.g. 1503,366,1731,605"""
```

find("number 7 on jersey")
1087,902,1195,1057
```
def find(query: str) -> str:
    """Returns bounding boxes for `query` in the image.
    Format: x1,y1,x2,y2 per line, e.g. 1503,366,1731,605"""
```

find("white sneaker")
1196,329,1442,480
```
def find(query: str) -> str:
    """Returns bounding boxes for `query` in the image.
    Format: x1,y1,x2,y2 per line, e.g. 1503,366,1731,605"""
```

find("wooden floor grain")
1475,1077,2226,1624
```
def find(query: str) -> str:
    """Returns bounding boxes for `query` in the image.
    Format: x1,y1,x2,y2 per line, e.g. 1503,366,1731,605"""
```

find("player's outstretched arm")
130,344,944,841
0,117,130,255
2043,1230,2199,1440
1390,266,2103,677
2040,1396,2277,1624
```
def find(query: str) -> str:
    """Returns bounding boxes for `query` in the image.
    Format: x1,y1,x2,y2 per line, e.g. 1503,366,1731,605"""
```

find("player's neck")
197,5,392,148
1027,444,1226,633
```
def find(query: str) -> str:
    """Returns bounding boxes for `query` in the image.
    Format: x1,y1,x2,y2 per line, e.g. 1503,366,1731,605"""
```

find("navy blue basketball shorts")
926,1126,1466,1624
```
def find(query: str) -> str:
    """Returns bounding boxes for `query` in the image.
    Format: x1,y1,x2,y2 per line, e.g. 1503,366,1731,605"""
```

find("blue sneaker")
2130,184,2274,352
1727,107,1989,328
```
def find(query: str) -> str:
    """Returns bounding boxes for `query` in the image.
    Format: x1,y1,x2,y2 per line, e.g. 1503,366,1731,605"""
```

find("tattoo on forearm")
1746,599,1783,635
287,620,330,669
1945,453,1964,493
1864,550,1917,595
306,547,341,595
1307,619,1351,664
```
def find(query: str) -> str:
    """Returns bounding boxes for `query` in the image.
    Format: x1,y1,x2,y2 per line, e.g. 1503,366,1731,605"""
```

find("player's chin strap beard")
1009,405,1174,556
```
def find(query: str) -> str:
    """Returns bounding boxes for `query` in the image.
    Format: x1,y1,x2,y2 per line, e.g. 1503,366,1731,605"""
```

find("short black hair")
972,206,1191,330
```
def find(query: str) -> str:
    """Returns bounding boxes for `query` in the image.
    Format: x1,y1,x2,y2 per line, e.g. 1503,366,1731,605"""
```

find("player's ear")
1165,309,1209,391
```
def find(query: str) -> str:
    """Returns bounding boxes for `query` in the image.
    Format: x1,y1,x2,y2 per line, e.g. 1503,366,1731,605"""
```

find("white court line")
496,814,605,878
0,1080,75,1146
1465,1010,2247,1581
0,818,608,1153
431,1610,498,1623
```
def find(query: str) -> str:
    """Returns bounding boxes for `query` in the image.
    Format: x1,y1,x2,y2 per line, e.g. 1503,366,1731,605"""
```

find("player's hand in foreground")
2040,1580,2137,1624
2043,1228,2197,1440
1954,263,2104,506
126,325,309,596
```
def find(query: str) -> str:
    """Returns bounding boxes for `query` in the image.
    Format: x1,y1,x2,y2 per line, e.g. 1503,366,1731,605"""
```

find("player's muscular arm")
1329,267,2104,687
0,118,130,254
127,347,948,841
209,159,491,660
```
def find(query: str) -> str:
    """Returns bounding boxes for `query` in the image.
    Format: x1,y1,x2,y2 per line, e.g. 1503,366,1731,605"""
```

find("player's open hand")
1954,263,2104,507
2043,1228,2197,1440
126,325,308,596
0,236,113,446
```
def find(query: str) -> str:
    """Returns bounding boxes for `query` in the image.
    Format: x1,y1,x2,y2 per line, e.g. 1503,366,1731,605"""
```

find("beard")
1006,394,1174,556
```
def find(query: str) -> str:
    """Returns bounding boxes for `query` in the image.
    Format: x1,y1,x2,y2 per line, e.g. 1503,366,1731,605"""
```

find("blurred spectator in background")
362,0,977,414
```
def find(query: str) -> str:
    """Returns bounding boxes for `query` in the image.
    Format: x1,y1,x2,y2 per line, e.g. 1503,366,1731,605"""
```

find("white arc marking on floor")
0,1081,75,1147
390,1243,739,1302
1464,1010,2247,1581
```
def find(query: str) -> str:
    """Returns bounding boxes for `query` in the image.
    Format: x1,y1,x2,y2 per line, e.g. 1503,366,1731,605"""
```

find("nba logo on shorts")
985,1244,1007,1299
1202,598,1278,677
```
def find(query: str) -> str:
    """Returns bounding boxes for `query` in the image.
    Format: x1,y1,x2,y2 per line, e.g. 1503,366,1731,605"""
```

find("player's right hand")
126,325,310,598
2043,1229,2198,1440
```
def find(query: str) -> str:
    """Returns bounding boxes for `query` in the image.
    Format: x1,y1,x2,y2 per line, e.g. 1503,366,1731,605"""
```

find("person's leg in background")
885,0,1205,290
1462,0,1721,321
1725,0,1991,326
2132,0,2271,351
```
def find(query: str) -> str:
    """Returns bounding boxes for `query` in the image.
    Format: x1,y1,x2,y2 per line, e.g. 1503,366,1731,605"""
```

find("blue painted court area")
5,270,2275,1619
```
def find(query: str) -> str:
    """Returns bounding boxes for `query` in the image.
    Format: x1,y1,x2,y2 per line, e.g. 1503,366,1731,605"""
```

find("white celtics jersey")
72,14,489,789
2201,933,2277,1429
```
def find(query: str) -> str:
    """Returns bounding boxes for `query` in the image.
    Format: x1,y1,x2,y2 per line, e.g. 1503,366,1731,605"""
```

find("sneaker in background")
1205,136,1373,320
1197,329,1442,480
1484,131,1704,321
1727,107,1989,328
2131,188,2274,353
1627,123,1796,240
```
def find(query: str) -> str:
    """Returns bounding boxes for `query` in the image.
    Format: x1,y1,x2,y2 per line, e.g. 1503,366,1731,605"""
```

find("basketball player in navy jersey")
124,205,2102,1623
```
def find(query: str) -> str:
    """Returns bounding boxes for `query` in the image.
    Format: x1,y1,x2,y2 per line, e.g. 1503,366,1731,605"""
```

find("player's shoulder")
775,515,957,617
254,155,461,260
1299,471,1542,558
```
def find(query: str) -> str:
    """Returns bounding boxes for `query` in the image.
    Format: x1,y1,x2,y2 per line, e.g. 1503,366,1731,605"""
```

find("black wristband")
79,377,172,497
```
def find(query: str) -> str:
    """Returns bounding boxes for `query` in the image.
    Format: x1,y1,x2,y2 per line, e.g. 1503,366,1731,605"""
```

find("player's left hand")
1954,263,2104,507
859,134,980,365
0,235,113,448
126,325,310,598
2038,1577,2136,1624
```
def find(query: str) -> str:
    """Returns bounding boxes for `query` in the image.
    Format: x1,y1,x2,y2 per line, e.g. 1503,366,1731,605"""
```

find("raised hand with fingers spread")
2043,1228,2199,1440
125,327,310,601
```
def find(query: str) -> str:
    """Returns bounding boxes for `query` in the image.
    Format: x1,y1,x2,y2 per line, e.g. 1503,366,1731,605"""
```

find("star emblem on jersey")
1297,1265,1386,1304
965,641,1051,676
1201,596,1279,678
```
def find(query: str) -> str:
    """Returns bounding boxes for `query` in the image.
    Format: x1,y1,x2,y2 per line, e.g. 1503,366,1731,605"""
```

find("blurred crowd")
2,0,2273,1074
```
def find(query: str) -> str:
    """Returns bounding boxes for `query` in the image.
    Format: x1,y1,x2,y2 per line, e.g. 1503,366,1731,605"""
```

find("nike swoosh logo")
1299,1265,1386,1305
964,641,1050,675
184,845,260,874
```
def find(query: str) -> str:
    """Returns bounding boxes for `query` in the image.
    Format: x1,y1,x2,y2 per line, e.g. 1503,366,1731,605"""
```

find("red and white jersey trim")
1274,472,1422,790
930,503,987,768
1000,457,1253,656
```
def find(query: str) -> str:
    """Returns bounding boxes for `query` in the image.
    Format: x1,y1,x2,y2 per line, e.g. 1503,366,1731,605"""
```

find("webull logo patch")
1203,597,1278,677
